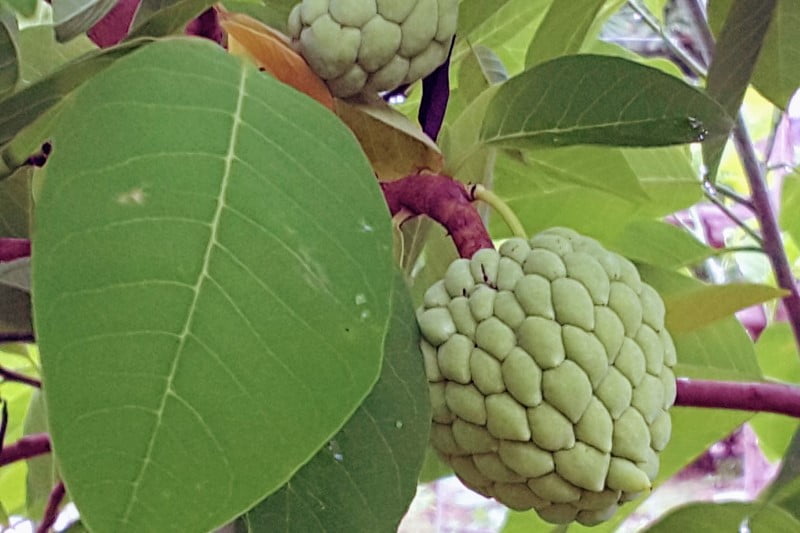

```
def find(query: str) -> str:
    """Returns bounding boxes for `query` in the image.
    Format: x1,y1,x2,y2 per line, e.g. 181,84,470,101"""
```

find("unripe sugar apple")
287,0,458,98
417,227,677,525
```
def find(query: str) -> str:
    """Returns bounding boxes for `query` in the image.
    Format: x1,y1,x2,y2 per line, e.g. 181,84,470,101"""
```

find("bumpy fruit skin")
417,227,677,525
287,0,458,98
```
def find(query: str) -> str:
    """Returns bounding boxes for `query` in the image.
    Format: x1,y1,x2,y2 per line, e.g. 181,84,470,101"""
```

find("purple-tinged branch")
381,174,493,258
36,482,65,533
676,378,800,418
0,238,30,262
0,365,41,388
0,433,51,467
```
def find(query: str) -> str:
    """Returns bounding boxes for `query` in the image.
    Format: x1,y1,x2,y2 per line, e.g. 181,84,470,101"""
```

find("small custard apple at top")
417,227,677,526
287,0,459,98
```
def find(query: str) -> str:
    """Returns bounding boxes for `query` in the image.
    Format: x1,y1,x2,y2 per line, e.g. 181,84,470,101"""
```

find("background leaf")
647,501,800,532
610,220,713,268
525,0,606,68
0,166,31,237
129,0,214,39
709,0,800,110
663,283,787,333
53,0,119,43
480,55,732,149
23,390,58,521
17,25,96,86
0,9,18,99
238,273,430,532
33,38,394,532
703,0,778,180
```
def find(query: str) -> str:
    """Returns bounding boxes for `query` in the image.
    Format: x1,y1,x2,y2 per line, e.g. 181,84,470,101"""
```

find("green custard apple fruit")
417,227,677,525
287,0,459,98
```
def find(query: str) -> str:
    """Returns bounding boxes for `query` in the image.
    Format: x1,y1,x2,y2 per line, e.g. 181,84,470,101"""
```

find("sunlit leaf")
238,273,429,532
220,11,333,110
611,220,713,268
781,172,800,249
481,55,732,149
763,427,800,521
525,0,606,68
335,99,443,180
663,282,787,333
647,501,800,532
33,38,394,532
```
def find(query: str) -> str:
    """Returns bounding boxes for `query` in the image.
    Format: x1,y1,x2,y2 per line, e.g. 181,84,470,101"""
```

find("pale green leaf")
611,220,713,268
238,273,430,532
0,166,31,237
53,0,119,42
0,38,149,147
480,55,732,149
647,502,800,532
756,322,800,384
763,427,800,520
502,509,557,532
18,25,96,86
664,283,787,333
417,446,452,484
33,39,394,532
2,0,36,18
751,412,799,462
703,0,778,180
639,266,762,380
23,390,58,521
0,10,18,99
454,44,507,112
525,0,606,68
780,172,800,249
488,146,700,241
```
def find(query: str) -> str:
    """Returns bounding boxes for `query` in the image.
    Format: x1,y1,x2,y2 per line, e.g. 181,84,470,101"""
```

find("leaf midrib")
117,64,249,527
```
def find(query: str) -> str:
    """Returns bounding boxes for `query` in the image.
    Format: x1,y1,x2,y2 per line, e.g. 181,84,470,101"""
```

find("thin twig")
0,333,35,344
626,0,707,77
732,116,800,354
701,187,763,245
0,433,51,467
676,378,800,418
36,481,65,533
0,365,41,388
762,108,785,167
683,0,716,66
707,181,755,210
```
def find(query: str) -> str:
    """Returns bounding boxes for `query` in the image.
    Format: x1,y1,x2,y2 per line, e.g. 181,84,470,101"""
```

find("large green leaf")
781,172,800,250
238,273,429,532
480,55,732,149
53,0,119,42
32,38,394,532
0,10,17,99
525,0,606,68
710,0,800,110
703,0,778,180
647,501,800,532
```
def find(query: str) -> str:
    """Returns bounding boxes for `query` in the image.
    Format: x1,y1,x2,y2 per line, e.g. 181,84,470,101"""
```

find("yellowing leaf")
220,12,334,110
335,99,443,181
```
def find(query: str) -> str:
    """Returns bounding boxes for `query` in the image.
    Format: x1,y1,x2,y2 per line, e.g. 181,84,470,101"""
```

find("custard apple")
287,0,458,98
417,227,677,525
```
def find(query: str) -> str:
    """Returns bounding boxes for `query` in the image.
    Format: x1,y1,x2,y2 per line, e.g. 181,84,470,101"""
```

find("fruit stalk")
381,174,493,258
675,378,800,418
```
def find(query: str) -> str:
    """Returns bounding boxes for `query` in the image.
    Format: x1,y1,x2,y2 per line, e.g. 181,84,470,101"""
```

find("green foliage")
0,9,18,99
52,0,118,42
647,501,800,532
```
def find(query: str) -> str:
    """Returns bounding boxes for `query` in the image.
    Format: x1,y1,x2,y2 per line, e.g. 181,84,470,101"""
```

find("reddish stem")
380,174,493,258
0,238,30,262
675,378,800,418
0,433,51,467
0,365,41,388
36,481,65,533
